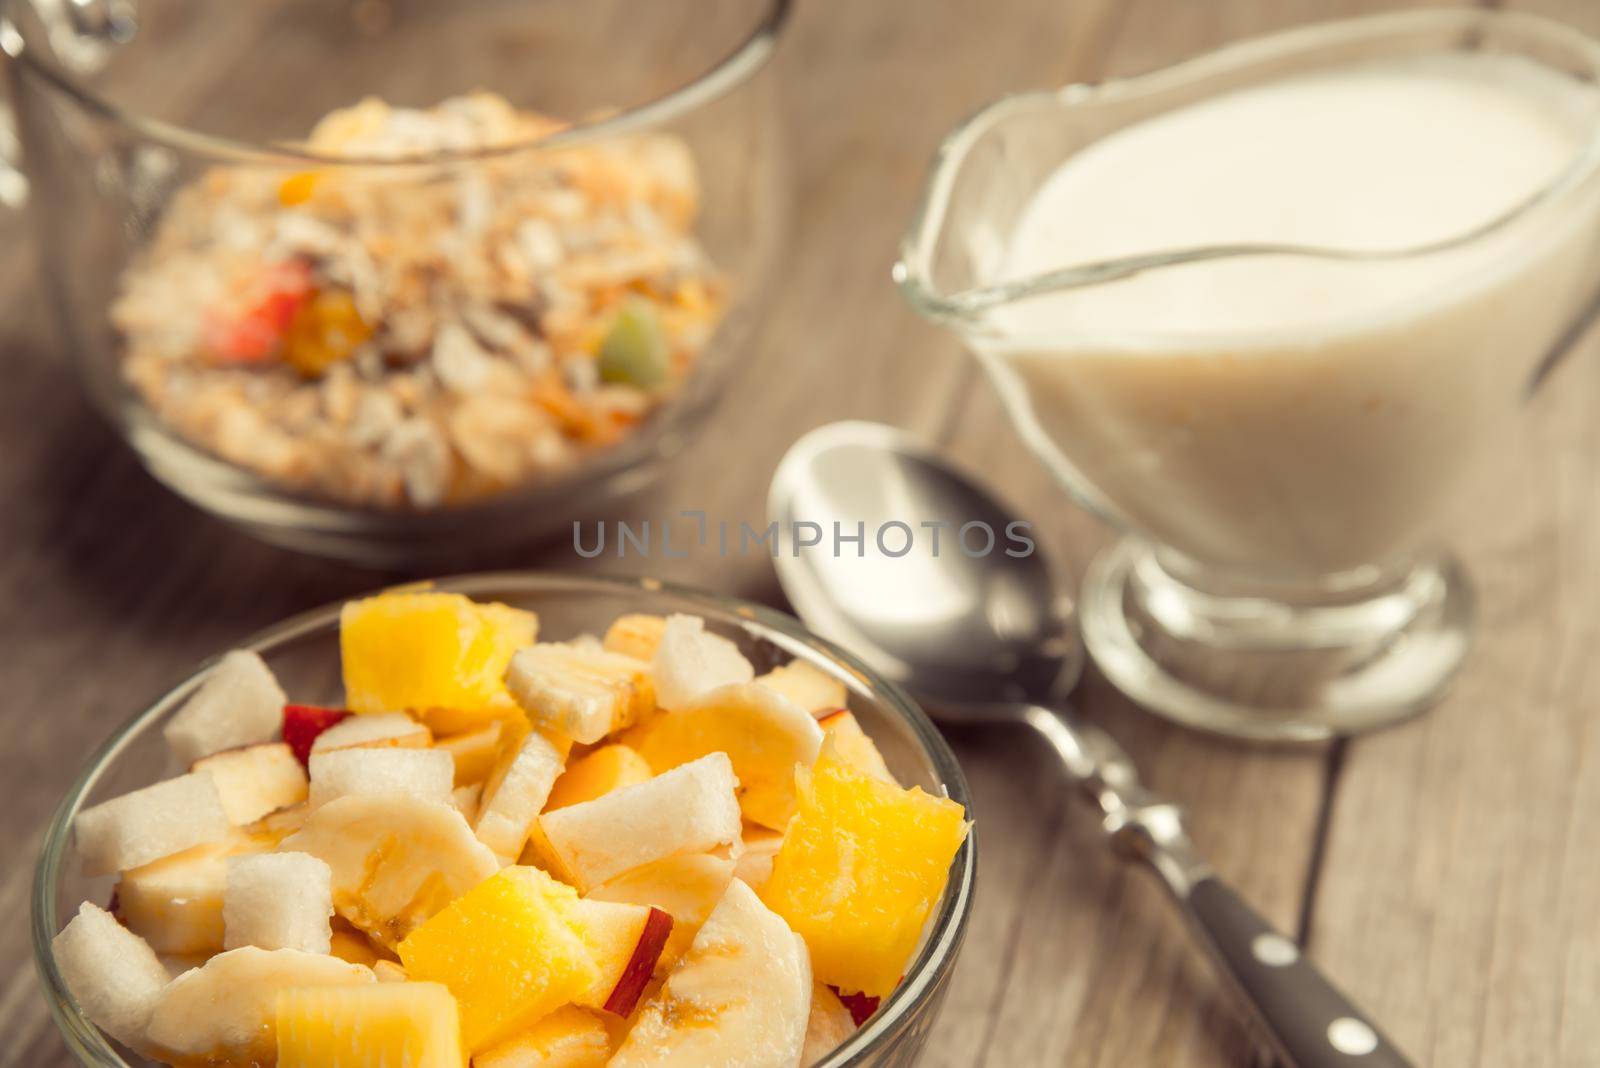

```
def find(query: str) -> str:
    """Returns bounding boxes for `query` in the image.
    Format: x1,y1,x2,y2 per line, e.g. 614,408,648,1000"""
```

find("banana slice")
281,794,499,949
144,946,372,1065
609,879,811,1067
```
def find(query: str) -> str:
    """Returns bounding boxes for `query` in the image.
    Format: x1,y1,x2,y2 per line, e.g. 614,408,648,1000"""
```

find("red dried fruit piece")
832,988,880,1027
205,261,313,364
282,704,351,766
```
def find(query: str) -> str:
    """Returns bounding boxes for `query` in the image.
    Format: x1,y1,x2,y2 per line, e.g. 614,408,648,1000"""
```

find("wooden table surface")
5,1,1600,1065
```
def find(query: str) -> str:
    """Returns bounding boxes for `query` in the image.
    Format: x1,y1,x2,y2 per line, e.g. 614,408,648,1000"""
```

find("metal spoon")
769,421,1412,1068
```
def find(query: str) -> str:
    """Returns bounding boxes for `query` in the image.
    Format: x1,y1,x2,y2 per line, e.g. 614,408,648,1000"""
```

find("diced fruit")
801,983,857,1068
329,920,388,968
373,959,409,983
817,709,896,784
308,747,454,809
115,829,271,955
311,710,431,753
282,795,499,949
545,744,652,812
76,772,232,876
610,879,811,1067
276,981,463,1068
277,171,318,207
248,801,310,843
163,650,287,766
452,783,483,819
204,261,312,364
602,614,667,662
475,729,567,861
144,947,372,1065
415,701,524,738
651,615,754,710
635,683,823,830
476,1005,613,1068
598,300,669,388
52,902,170,1053
756,661,848,716
538,753,741,892
732,824,785,893
223,852,333,954
282,705,350,766
435,720,503,785
760,749,968,998
834,989,880,1027
192,742,308,824
397,867,599,1053
505,642,654,744
341,592,537,718
282,288,373,378
520,818,580,885
566,899,673,1016
586,854,735,971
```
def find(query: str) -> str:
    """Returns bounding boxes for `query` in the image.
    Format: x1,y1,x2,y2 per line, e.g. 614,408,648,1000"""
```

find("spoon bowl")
769,421,1080,712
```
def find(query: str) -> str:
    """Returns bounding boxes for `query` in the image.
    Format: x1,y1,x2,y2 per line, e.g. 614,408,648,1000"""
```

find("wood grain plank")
1303,3,1600,1064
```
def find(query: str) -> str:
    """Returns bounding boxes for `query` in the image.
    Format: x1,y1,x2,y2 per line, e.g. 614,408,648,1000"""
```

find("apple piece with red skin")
602,907,674,1017
833,988,881,1027
283,705,350,766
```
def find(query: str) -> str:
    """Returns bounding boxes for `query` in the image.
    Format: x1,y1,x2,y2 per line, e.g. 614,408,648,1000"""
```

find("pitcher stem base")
1080,538,1475,741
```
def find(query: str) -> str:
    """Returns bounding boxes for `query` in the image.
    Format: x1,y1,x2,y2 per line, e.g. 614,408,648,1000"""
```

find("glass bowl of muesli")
3,0,789,562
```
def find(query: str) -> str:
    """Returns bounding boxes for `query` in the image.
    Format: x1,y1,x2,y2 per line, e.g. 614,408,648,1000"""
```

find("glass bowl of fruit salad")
3,0,789,564
32,573,975,1068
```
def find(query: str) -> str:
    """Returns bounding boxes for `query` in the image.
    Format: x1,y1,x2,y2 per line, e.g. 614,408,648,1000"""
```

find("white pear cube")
192,742,308,825
223,852,334,954
163,650,286,765
52,902,170,1052
538,752,740,891
652,614,754,710
310,711,430,753
506,642,654,743
75,772,232,876
474,730,566,861
307,747,454,809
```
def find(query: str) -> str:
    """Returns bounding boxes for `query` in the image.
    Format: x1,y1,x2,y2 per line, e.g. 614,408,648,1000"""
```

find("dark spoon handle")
1178,875,1414,1068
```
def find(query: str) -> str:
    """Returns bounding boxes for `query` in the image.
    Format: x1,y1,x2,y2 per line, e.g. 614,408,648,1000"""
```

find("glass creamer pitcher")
897,10,1600,740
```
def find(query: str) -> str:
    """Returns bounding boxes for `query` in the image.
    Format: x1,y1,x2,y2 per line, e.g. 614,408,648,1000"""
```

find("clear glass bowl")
1,0,789,565
30,572,976,1068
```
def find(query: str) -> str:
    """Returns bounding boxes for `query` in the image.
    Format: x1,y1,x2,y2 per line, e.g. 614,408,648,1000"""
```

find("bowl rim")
31,570,976,1068
2,0,794,166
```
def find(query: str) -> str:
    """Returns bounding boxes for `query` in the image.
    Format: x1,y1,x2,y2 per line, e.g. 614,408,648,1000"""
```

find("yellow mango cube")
397,867,597,1053
760,749,968,998
276,981,464,1068
341,593,537,717
475,1005,613,1068
545,744,652,812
